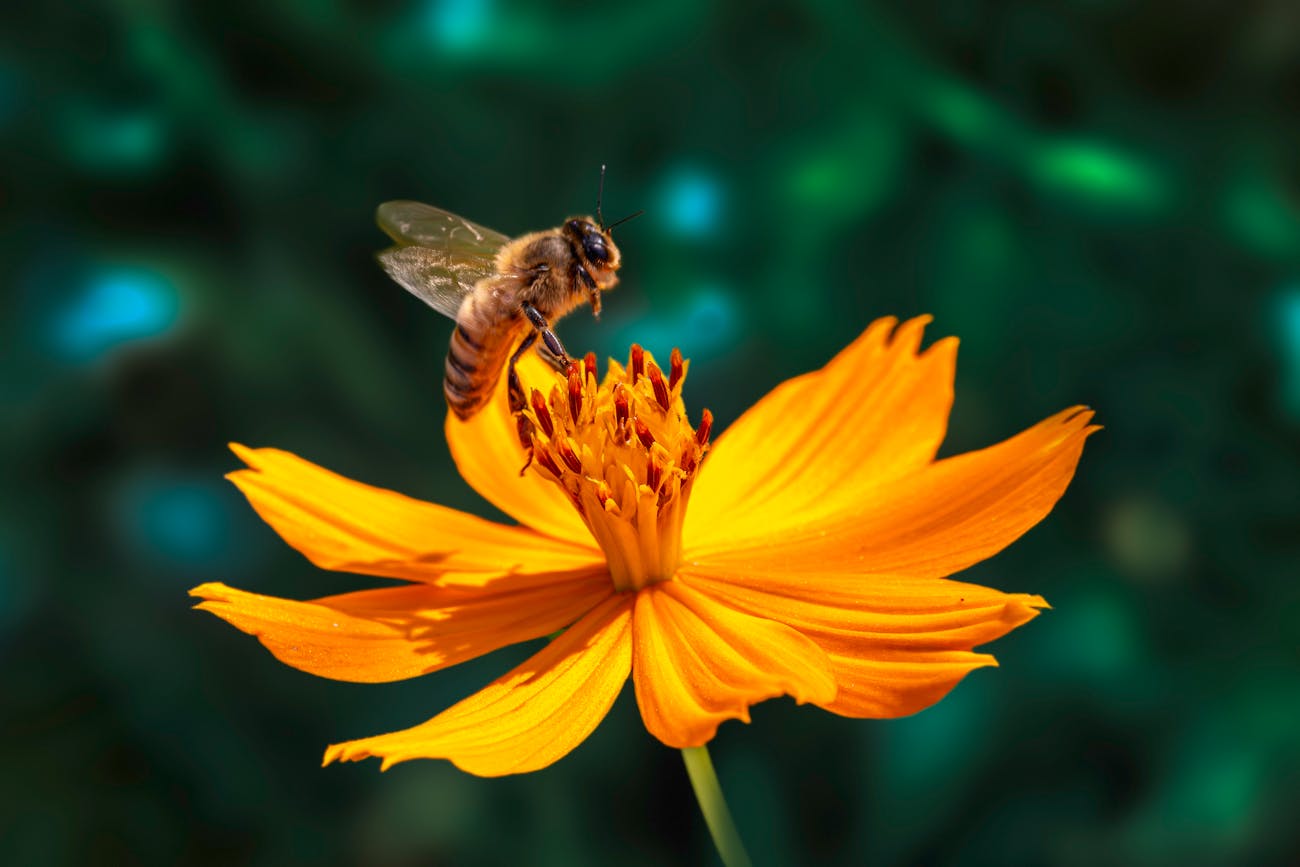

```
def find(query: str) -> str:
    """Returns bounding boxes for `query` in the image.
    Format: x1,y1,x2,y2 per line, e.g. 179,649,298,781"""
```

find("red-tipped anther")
695,408,714,447
646,452,662,493
613,384,630,428
529,390,554,439
567,363,583,424
596,480,613,509
557,438,583,474
669,347,684,390
634,418,656,449
584,351,598,383
535,446,563,478
630,344,645,383
648,363,671,412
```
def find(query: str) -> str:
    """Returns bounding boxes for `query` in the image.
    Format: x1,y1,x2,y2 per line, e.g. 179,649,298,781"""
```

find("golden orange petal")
689,407,1098,576
820,651,1000,718
190,570,612,683
323,594,633,776
445,351,594,542
229,444,600,583
631,582,837,748
685,316,956,550
679,567,1045,717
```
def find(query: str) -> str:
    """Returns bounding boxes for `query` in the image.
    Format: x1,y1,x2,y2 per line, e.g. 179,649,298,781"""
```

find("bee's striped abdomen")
443,295,525,420
443,323,489,419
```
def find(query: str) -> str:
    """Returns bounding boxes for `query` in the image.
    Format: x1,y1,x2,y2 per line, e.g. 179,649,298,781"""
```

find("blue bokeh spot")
612,288,740,360
424,0,492,48
50,267,180,362
132,480,230,566
657,168,723,234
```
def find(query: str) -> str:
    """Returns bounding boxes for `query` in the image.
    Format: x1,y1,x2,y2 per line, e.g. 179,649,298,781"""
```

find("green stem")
681,746,753,867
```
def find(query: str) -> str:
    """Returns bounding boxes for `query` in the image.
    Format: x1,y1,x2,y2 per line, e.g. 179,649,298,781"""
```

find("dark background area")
2,1,1298,864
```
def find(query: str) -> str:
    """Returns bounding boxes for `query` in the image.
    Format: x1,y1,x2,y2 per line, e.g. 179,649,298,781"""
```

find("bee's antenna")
596,164,607,228
604,209,645,232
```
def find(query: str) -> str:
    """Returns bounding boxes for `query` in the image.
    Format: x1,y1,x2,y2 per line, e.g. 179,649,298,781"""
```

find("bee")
376,172,641,424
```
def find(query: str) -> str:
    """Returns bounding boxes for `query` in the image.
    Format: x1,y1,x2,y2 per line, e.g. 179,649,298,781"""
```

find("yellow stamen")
521,346,709,592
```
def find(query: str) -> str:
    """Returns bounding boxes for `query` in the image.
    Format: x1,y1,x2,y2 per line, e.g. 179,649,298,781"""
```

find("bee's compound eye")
583,233,609,265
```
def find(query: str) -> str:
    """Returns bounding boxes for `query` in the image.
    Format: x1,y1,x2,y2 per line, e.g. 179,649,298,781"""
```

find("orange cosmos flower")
192,315,1095,776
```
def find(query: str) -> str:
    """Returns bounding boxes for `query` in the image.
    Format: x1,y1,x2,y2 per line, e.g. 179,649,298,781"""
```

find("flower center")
518,346,712,592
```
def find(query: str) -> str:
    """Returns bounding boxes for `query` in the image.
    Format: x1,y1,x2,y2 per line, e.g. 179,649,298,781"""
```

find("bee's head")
566,217,622,291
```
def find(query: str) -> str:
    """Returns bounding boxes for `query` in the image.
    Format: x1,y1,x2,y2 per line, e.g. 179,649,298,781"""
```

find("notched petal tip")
1015,593,1050,611
321,742,353,768
227,442,291,475
223,444,262,485
886,313,931,352
227,441,256,461
189,581,228,601
1052,405,1100,435
991,595,1049,637
191,582,263,621
322,745,406,774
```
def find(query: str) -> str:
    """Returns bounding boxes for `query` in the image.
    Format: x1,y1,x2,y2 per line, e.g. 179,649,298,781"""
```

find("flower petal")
190,569,613,683
229,444,600,583
688,407,1098,577
820,650,1001,718
679,567,1045,718
685,316,956,550
445,351,593,543
631,582,837,748
323,594,632,776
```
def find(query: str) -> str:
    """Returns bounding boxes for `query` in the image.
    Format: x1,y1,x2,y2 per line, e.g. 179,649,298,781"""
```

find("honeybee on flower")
374,168,640,426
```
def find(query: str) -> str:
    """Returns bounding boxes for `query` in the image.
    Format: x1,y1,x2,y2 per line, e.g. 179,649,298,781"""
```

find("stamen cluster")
520,346,712,592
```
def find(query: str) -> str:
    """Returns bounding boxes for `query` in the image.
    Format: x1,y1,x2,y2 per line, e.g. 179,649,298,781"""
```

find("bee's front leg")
521,302,570,371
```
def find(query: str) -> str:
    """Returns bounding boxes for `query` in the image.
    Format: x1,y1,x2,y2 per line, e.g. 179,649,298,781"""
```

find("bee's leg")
507,331,537,414
521,302,570,371
508,332,538,475
534,341,568,372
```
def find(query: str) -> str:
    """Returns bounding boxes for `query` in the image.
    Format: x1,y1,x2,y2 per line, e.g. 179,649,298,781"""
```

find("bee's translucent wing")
377,201,510,257
376,245,497,320
375,202,511,319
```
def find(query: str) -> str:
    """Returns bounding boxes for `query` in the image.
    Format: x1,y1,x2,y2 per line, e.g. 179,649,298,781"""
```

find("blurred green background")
2,1,1298,864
